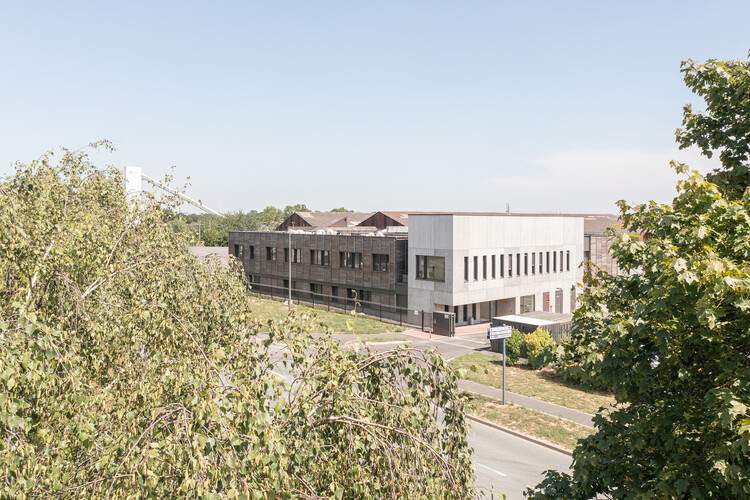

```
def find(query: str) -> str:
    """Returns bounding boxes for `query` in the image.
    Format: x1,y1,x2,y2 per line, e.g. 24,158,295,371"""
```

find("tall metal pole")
288,228,292,310
502,338,507,405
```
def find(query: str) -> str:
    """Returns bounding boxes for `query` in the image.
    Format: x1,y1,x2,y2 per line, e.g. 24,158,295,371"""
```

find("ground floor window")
520,294,535,314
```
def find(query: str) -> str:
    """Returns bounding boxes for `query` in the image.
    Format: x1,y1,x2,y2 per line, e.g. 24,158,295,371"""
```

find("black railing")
246,281,454,335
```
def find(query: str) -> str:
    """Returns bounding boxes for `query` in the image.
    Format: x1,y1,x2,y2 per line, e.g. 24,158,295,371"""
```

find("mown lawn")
249,295,406,335
465,393,593,452
451,352,615,415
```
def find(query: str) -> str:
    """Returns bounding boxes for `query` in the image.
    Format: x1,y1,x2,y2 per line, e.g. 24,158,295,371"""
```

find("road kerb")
466,413,573,457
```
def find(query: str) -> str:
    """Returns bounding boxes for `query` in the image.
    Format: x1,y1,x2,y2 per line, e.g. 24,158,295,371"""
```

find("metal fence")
246,282,455,335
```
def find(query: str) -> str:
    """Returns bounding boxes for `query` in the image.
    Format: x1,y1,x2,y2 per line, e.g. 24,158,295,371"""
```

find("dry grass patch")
465,393,593,452
452,352,614,415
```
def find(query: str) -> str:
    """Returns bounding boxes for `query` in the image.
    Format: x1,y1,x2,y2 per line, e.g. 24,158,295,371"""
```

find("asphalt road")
470,418,571,498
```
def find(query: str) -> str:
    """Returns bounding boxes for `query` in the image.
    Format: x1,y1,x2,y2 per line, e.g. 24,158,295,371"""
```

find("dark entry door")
555,288,563,313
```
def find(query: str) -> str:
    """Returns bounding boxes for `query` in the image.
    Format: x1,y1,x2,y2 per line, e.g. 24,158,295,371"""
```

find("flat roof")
493,311,573,326
407,212,612,217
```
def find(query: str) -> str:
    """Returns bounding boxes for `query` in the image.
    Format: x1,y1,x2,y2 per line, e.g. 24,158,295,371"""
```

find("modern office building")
407,213,584,324
228,210,620,325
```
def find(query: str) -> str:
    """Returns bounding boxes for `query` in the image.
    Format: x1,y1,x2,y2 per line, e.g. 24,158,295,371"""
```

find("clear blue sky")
1,1,747,213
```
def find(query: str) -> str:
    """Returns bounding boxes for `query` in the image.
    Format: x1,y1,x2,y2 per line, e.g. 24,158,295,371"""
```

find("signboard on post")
487,325,512,340
487,324,512,404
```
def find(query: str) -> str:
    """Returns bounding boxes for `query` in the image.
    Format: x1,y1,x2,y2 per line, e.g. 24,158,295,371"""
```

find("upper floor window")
291,248,303,263
532,252,536,274
566,250,570,271
233,244,243,258
266,246,277,261
553,251,557,272
500,254,504,277
373,254,389,272
491,255,496,279
310,249,330,266
249,245,255,259
508,253,513,277
524,253,528,275
482,255,487,280
464,256,469,282
416,255,445,282
538,251,543,273
340,251,362,269
546,251,550,272
516,254,521,276
473,256,478,281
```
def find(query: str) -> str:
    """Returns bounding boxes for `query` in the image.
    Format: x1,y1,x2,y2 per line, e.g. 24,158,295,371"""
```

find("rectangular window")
546,251,550,272
473,256,478,281
553,250,557,272
339,251,362,269
516,254,521,276
560,251,564,272
233,244,243,258
464,256,469,282
284,247,289,263
372,254,389,272
500,254,504,277
524,253,528,275
291,248,302,263
416,255,446,282
266,246,277,261
347,288,370,302
482,255,487,280
520,294,535,314
539,252,543,273
310,283,323,295
283,279,289,290
532,252,536,275
566,250,570,271
249,245,255,259
310,250,330,266
491,255,496,279
508,253,513,277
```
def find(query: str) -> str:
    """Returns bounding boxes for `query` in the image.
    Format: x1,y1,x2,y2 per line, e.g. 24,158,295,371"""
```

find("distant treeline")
173,205,351,246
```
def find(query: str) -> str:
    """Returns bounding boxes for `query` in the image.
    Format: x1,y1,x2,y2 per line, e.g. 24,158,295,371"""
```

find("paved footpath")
459,379,594,427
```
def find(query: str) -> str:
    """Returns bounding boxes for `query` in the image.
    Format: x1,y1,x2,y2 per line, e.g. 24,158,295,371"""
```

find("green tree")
330,207,352,212
676,52,750,200
529,54,750,498
0,147,474,497
282,203,309,218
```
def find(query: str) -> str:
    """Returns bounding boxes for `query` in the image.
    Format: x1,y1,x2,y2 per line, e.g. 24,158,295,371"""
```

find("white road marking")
476,462,508,477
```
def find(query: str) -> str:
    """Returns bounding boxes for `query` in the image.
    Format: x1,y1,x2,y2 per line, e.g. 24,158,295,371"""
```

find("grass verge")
249,295,405,335
465,393,593,451
451,352,614,415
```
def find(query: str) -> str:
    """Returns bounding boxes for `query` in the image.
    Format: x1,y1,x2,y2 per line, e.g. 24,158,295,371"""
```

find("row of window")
233,244,390,272
463,250,570,282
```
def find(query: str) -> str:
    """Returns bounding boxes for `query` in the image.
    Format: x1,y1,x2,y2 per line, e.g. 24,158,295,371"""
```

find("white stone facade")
407,214,584,324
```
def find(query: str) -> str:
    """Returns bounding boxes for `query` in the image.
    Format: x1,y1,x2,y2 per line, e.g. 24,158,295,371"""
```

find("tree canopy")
0,148,473,497
530,53,750,498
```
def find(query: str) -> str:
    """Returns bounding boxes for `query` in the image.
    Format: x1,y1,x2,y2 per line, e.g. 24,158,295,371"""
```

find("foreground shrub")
0,146,474,498
504,328,525,364
524,328,555,369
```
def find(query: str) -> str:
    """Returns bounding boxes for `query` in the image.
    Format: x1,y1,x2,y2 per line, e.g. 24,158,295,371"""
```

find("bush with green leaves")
524,328,555,369
0,146,474,498
529,53,750,499
504,328,525,364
